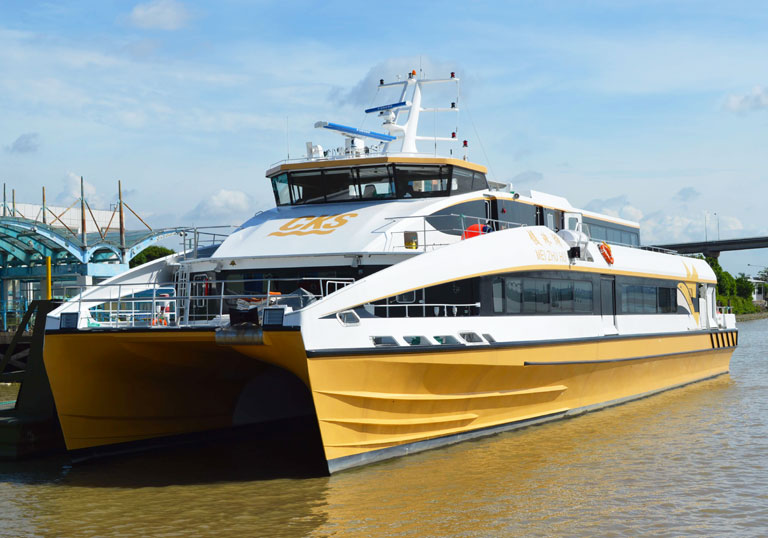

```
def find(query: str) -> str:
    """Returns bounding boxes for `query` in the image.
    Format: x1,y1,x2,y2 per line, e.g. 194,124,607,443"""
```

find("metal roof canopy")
0,216,186,272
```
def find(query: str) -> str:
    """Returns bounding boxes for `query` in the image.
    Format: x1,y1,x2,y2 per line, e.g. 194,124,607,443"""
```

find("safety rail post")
219,279,224,321
151,285,157,328
116,284,122,328
78,284,84,328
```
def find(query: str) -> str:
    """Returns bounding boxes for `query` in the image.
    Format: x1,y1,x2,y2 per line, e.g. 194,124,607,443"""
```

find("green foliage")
717,294,759,314
129,246,175,268
735,273,755,299
705,257,759,314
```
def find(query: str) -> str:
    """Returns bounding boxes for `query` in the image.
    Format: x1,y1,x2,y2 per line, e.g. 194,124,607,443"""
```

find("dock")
0,301,66,459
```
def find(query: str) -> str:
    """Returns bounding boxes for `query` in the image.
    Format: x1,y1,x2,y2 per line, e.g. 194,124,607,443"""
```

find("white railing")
61,276,355,330
370,301,481,318
383,213,528,252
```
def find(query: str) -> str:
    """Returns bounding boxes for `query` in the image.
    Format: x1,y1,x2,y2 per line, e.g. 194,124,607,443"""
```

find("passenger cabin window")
270,164,487,206
583,217,640,246
488,274,594,315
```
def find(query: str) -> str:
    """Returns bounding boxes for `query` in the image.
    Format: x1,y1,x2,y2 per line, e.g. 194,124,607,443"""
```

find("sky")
1,0,767,275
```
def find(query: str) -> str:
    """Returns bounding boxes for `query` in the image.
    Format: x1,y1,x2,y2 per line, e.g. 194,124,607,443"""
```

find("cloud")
129,0,191,31
509,170,543,189
673,187,700,202
329,57,465,107
584,194,643,222
54,172,107,208
724,86,768,112
5,133,40,154
184,189,254,225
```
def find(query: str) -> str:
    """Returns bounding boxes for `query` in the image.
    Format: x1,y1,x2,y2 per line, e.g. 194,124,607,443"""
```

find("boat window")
505,278,522,313
574,281,593,312
482,333,496,343
272,173,291,206
459,331,484,343
550,280,574,313
272,164,479,205
336,310,360,326
523,278,550,314
372,336,399,347
619,284,677,314
451,167,488,195
358,166,396,199
395,290,416,304
324,168,360,202
434,335,461,345
395,165,449,198
658,287,676,313
404,335,430,346
492,277,504,313
290,171,326,204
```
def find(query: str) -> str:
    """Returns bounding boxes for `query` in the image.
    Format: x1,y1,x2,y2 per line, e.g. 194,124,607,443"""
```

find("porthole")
336,310,360,326
404,335,430,346
372,336,398,347
459,331,484,343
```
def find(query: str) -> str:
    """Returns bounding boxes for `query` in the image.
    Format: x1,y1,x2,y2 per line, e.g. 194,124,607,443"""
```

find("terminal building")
0,181,185,331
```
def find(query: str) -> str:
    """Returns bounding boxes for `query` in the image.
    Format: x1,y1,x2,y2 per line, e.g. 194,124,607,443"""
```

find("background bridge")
651,236,768,258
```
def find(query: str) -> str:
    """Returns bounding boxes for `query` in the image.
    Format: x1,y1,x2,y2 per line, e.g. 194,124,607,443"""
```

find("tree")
735,273,755,300
129,246,175,268
705,257,736,296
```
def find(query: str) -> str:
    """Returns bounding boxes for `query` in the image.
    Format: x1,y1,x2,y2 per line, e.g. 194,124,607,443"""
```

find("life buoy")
461,223,493,240
599,241,614,265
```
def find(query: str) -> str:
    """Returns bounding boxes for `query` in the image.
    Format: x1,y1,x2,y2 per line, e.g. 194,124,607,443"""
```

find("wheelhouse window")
358,166,395,199
451,167,489,194
395,165,449,198
270,164,487,206
272,173,291,205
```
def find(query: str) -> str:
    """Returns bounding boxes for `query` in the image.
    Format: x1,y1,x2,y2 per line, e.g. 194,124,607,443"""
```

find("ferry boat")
43,71,737,472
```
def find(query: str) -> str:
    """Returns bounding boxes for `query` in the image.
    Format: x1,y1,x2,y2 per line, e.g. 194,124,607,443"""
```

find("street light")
704,211,708,242
714,212,720,240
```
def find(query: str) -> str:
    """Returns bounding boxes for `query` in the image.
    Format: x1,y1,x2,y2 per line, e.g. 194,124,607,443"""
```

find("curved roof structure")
0,217,185,267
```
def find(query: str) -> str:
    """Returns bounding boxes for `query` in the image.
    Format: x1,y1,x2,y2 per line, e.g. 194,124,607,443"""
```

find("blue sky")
1,1,767,275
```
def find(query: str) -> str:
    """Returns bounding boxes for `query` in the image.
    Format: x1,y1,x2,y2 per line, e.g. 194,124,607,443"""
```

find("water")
1,320,767,537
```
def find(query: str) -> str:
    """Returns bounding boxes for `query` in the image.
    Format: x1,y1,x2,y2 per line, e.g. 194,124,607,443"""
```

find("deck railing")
59,276,355,330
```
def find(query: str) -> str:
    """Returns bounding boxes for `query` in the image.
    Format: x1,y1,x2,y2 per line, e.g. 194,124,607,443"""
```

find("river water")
1,319,767,537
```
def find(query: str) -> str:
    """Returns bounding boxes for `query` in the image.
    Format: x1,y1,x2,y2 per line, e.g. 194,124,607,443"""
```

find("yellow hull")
43,330,267,450
43,328,736,471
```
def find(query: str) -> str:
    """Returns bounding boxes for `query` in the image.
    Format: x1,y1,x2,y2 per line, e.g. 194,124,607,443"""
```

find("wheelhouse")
270,163,488,206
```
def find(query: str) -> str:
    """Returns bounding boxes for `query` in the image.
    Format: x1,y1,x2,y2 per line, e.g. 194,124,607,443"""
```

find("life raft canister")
461,223,493,240
599,241,614,264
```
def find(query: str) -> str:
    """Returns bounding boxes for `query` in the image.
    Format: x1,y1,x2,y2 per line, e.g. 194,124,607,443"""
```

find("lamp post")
716,213,720,240
704,212,708,242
